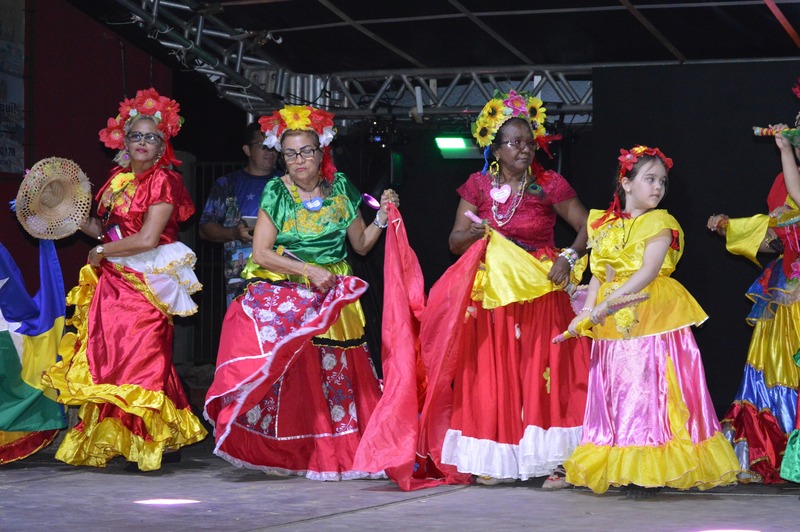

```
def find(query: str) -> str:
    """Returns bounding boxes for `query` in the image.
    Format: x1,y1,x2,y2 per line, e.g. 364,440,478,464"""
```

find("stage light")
134,499,201,506
435,137,470,150
435,137,483,159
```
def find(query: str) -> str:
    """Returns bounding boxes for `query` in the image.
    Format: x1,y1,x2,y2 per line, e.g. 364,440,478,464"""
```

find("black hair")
491,117,533,146
243,122,264,146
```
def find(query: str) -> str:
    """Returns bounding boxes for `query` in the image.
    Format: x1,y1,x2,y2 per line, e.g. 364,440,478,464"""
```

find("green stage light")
435,137,470,150
435,137,483,159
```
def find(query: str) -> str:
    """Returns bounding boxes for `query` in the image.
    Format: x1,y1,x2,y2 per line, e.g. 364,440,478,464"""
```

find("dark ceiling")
68,0,800,72
65,1,800,120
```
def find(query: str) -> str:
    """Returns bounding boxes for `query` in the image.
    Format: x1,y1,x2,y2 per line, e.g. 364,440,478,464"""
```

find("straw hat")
15,157,92,240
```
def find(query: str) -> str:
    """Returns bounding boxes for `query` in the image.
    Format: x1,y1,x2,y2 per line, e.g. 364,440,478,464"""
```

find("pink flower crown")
617,145,673,181
258,105,337,152
98,88,184,150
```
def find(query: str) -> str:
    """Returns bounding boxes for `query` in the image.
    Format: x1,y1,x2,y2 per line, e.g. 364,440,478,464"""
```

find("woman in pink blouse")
422,90,591,488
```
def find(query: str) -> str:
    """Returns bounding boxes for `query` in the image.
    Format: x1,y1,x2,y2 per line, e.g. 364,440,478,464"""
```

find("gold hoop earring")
489,160,500,177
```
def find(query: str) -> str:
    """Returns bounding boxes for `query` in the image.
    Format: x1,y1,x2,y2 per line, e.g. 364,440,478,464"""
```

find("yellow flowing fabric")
725,214,770,266
476,230,585,309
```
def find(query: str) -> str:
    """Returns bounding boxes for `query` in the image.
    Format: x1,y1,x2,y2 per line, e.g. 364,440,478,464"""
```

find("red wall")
0,0,172,291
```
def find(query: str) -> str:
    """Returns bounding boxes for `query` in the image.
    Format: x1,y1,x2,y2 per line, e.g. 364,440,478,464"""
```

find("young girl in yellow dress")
563,145,740,498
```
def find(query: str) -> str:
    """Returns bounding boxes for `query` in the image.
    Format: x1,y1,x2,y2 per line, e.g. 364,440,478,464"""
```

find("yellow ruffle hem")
564,356,740,493
745,302,800,388
42,265,207,471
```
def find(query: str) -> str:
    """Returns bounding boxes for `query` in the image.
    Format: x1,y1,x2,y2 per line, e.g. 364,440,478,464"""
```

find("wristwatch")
95,245,105,256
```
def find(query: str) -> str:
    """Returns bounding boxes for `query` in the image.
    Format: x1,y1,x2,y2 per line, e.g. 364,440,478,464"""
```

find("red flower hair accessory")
592,145,673,230
98,88,184,150
617,145,673,181
258,105,337,152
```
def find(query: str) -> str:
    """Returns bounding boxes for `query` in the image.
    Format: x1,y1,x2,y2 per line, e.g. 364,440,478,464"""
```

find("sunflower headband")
98,88,184,150
471,89,547,148
617,145,673,181
259,105,337,152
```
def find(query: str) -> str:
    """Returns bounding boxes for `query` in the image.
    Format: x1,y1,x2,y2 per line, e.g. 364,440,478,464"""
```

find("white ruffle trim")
441,425,583,480
108,241,201,316
518,424,583,478
214,449,387,481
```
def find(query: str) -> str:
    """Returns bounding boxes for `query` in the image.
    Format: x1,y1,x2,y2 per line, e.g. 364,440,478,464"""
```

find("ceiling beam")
763,0,800,47
317,0,427,69
447,0,533,65
619,0,687,63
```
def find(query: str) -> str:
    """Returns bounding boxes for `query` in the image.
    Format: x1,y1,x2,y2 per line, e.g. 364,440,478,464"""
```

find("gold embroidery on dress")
600,281,640,338
282,195,351,234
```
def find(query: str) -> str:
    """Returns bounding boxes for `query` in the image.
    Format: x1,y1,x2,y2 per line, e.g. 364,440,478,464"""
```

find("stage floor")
2,435,798,531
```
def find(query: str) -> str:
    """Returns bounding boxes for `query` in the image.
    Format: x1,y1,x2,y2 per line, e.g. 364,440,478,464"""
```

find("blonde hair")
113,115,165,168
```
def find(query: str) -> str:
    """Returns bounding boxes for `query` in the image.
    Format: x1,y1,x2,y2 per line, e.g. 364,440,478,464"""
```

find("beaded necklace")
491,171,528,227
290,177,324,211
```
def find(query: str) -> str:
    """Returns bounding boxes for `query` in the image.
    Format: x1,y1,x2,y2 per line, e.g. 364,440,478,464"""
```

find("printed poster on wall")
0,0,24,175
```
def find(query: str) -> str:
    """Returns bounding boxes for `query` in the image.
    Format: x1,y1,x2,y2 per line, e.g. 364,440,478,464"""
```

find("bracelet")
302,263,309,278
580,307,592,313
558,250,576,269
373,216,388,229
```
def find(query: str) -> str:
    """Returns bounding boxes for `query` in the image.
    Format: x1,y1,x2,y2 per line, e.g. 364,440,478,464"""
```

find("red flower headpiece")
258,105,337,152
259,105,338,183
592,145,673,230
617,145,673,181
98,88,184,151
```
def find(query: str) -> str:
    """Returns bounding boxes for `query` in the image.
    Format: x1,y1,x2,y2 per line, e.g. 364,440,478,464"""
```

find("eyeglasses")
126,132,162,145
500,138,537,150
283,147,319,162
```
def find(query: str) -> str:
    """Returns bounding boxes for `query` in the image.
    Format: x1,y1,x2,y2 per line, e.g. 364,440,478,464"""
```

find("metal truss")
111,0,594,123
247,66,593,124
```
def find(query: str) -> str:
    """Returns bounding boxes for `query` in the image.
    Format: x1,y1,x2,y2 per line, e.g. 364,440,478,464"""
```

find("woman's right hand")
304,264,336,292
567,311,589,336
771,123,794,151
707,214,729,235
468,220,487,238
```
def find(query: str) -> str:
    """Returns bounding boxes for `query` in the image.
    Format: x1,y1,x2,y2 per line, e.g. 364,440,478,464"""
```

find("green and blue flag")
0,240,67,464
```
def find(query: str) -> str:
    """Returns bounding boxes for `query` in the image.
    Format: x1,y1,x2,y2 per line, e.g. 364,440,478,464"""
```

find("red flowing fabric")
353,206,481,489
768,173,799,278
78,262,191,440
411,240,486,488
0,431,58,464
205,275,368,455
723,402,787,484
88,263,180,394
352,205,429,488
